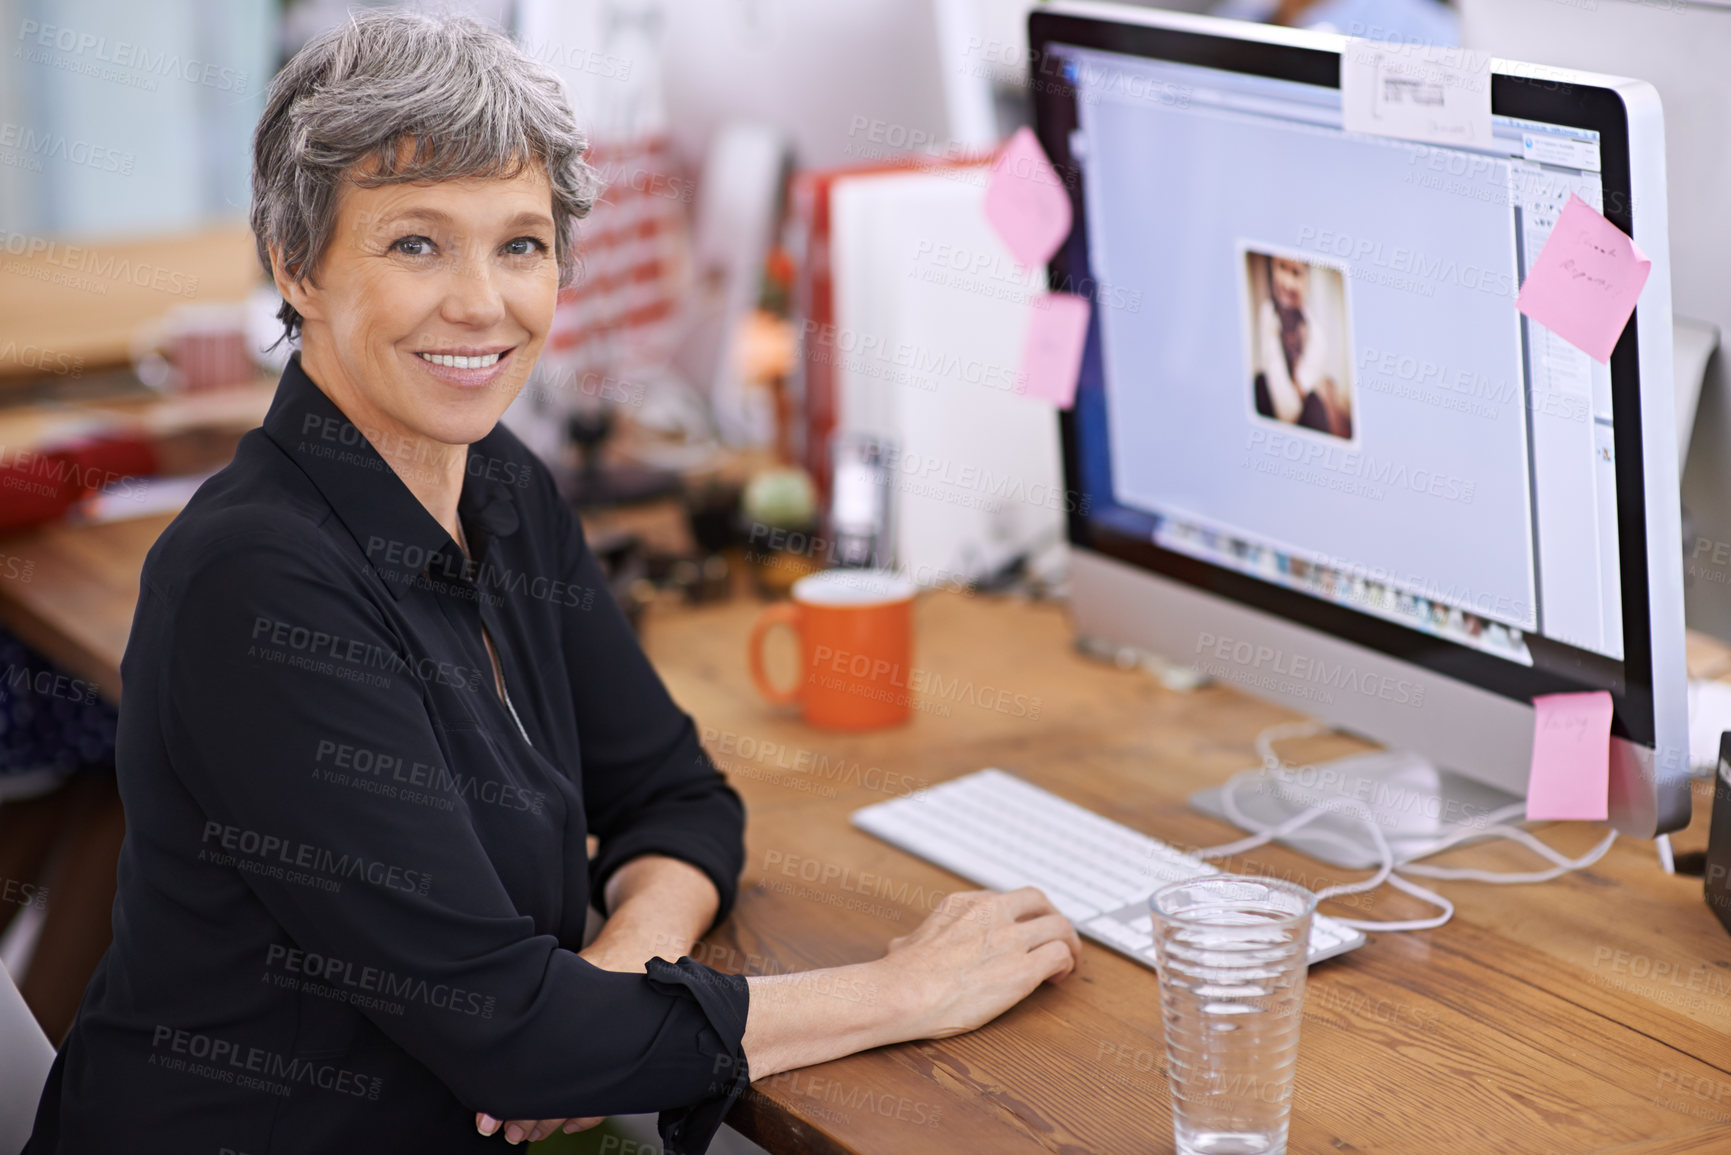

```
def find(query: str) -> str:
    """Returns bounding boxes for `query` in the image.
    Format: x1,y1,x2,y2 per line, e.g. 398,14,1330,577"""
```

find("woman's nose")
441,255,508,328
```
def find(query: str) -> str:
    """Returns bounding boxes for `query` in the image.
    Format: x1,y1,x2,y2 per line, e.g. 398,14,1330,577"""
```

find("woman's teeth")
417,352,502,369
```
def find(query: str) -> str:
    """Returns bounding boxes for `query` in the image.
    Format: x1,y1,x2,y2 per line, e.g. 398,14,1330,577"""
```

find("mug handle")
130,315,179,392
748,603,803,706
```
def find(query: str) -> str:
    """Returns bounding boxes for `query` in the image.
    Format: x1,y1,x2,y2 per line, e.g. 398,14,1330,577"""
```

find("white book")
830,168,1067,587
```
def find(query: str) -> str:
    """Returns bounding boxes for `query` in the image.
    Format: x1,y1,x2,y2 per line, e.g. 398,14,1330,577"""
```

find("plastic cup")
1149,876,1316,1155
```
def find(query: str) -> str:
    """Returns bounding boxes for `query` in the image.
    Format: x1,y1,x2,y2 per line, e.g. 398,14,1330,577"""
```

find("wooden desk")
0,512,173,701
0,224,261,384
0,381,274,700
634,593,1731,1155
6,509,1731,1152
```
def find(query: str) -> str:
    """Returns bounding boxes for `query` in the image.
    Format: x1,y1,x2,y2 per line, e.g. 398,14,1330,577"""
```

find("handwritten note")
1516,194,1652,363
1340,41,1493,150
1018,292,1091,409
984,127,1074,272
1525,691,1614,822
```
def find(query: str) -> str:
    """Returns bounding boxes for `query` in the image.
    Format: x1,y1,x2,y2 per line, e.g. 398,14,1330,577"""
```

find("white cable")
1400,828,1617,884
1216,765,1454,930
1345,873,1455,932
1196,721,1333,858
1199,736,1451,930
1192,723,1621,935
1211,769,1405,872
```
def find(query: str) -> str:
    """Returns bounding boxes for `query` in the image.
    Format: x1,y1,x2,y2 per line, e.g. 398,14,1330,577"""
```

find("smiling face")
1270,257,1310,314
276,156,559,474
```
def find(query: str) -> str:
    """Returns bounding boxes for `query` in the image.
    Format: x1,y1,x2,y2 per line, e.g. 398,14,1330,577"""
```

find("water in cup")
1150,876,1315,1155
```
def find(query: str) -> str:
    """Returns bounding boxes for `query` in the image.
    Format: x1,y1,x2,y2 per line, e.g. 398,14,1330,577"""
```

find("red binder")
0,431,158,534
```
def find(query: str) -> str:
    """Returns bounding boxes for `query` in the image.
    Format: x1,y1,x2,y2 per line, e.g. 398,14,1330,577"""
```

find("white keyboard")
852,769,1366,967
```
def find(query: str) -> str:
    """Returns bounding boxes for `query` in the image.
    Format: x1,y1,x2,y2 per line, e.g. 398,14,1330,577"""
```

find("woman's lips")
410,346,516,389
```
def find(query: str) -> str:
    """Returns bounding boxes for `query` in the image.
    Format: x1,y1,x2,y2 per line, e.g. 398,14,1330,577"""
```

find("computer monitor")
1028,2,1689,857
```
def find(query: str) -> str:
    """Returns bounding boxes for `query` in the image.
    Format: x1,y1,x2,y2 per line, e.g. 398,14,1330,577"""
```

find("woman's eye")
504,236,549,257
392,235,434,257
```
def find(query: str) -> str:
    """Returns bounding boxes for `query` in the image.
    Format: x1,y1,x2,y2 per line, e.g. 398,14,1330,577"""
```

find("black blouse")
25,354,750,1154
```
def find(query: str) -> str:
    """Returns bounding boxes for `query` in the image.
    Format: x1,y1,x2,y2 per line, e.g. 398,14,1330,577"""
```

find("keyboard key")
1086,915,1152,952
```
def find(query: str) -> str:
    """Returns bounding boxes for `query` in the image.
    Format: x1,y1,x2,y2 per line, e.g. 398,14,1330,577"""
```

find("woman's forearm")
589,855,719,967
594,857,921,1078
741,960,912,1080
741,889,1083,1082
587,877,1083,1093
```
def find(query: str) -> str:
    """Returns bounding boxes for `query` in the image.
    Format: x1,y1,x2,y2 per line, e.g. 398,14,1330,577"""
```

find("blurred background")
12,0,1731,1149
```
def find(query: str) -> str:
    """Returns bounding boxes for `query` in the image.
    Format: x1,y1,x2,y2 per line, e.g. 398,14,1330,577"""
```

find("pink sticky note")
1516,195,1652,364
1019,292,1090,409
1525,691,1614,822
984,127,1074,272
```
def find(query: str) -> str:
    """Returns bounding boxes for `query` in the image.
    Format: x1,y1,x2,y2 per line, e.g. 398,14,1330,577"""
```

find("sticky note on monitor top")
984,127,1074,272
1340,40,1493,150
1525,690,1614,822
1516,194,1652,364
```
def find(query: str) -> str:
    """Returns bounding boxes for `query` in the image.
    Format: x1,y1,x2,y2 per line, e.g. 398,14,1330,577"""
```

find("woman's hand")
475,1113,605,1145
740,886,1083,1081
882,887,1082,1039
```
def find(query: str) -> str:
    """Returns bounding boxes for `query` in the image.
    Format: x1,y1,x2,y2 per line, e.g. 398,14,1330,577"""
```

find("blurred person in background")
1212,0,1460,44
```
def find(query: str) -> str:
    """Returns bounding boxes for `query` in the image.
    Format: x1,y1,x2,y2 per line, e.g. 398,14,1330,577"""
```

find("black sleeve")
165,522,750,1143
541,474,746,925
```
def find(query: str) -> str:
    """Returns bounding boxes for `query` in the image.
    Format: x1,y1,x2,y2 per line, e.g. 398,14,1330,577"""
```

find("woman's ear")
269,243,323,324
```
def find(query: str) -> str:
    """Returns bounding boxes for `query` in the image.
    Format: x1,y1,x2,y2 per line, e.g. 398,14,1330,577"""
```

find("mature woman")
25,13,1079,1154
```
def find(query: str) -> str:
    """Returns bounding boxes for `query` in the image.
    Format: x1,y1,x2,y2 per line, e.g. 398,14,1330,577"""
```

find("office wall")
651,0,983,172
1,0,271,239
0,0,31,231
970,0,1216,90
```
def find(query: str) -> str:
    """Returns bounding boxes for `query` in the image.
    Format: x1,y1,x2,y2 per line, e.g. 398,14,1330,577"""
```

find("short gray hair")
250,10,599,343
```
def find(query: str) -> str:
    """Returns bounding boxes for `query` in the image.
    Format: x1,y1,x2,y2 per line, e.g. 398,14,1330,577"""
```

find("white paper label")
1340,41,1494,151
831,460,880,533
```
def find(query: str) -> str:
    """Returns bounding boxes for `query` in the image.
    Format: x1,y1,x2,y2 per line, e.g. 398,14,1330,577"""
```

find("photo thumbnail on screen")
1243,247,1356,442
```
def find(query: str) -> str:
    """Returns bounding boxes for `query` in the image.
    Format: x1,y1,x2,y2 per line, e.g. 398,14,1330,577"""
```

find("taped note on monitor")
1341,41,1493,150
1018,292,1090,409
1525,691,1613,822
984,127,1073,272
1516,193,1651,364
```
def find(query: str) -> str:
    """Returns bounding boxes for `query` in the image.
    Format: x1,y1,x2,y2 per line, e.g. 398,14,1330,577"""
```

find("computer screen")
1043,31,1658,736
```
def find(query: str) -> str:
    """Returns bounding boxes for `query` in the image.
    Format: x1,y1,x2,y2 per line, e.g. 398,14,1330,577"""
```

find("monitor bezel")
1031,11,1658,748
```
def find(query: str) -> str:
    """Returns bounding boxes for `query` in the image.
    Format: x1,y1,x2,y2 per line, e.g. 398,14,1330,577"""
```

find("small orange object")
749,570,915,731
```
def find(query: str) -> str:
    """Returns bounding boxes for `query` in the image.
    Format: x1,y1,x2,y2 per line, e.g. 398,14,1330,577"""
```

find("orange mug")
749,569,916,730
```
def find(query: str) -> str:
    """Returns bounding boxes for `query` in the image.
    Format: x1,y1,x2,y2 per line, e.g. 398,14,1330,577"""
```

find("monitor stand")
1189,749,1522,870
